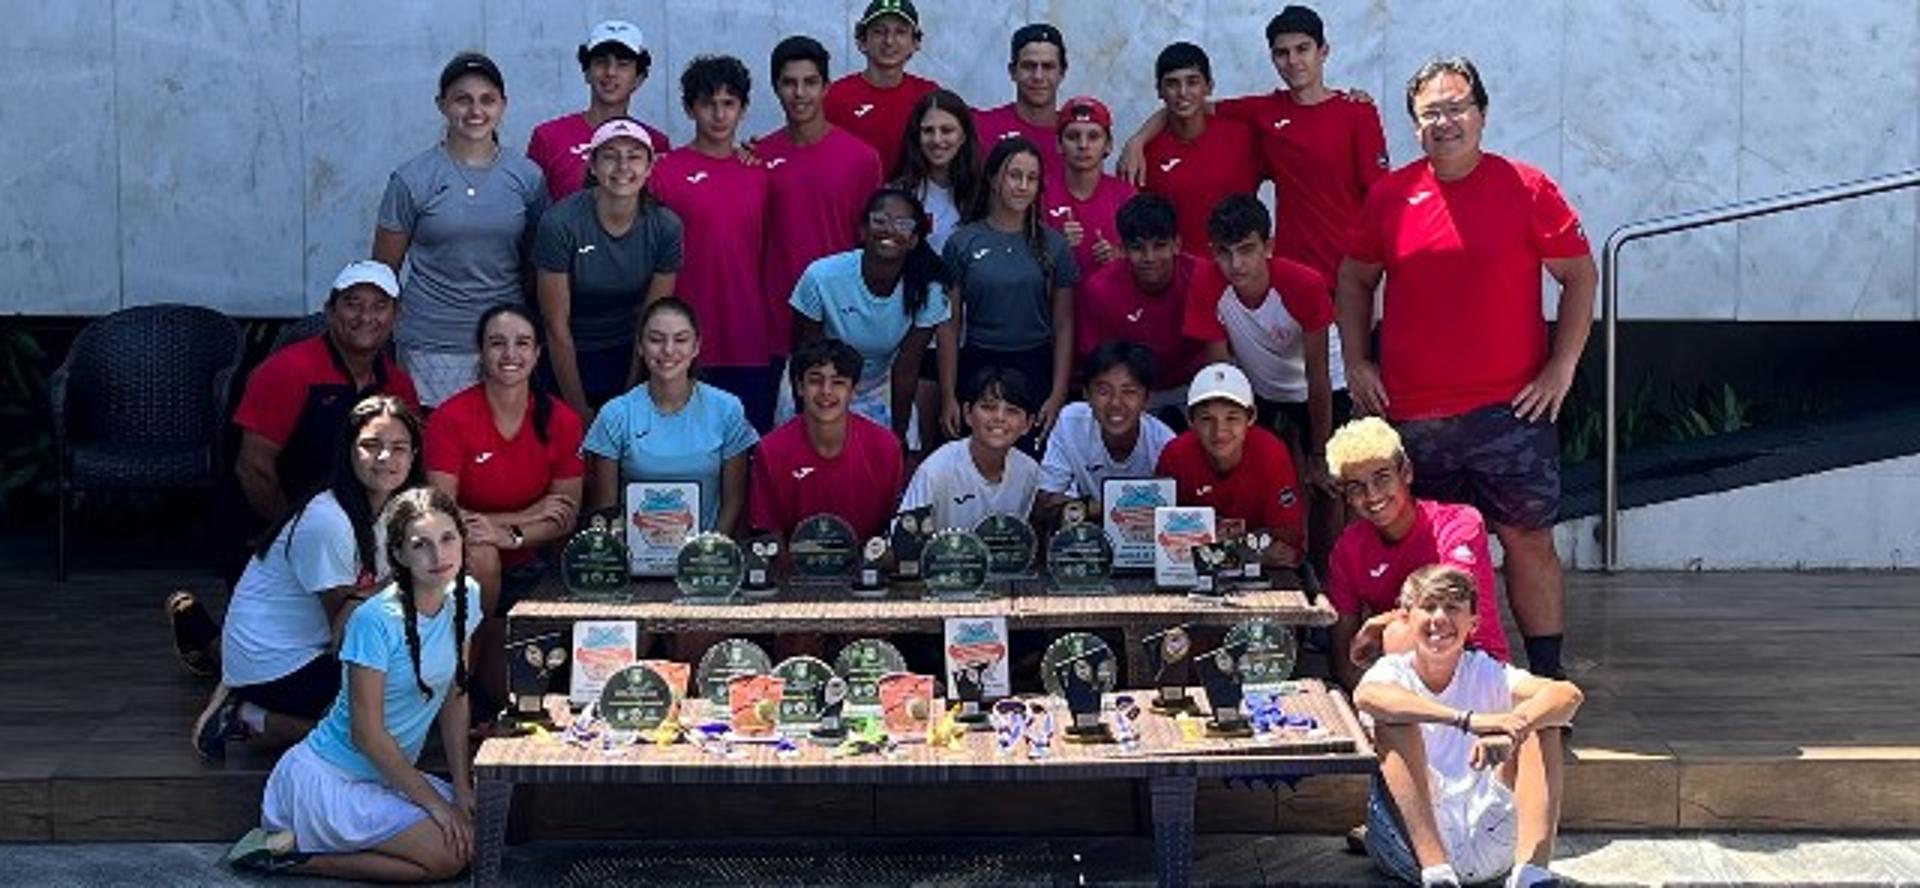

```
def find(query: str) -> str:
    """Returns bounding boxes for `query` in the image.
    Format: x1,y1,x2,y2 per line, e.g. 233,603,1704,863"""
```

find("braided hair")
969,136,1056,294
381,487,471,701
257,395,424,582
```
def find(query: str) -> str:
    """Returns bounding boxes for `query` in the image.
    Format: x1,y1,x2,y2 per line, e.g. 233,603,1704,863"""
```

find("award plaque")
1196,638,1252,737
772,655,837,730
1154,505,1216,590
673,532,746,604
789,513,858,582
598,662,676,732
1040,632,1118,742
889,506,933,581
1189,541,1231,599
742,533,781,595
507,633,567,720
695,638,773,704
1239,529,1275,583
626,481,699,577
878,672,935,739
834,638,909,717
1225,618,1298,694
1102,478,1176,570
974,513,1037,578
728,674,785,738
561,512,630,600
1141,624,1198,714
811,675,852,743
851,537,890,598
921,529,992,600
1047,521,1115,594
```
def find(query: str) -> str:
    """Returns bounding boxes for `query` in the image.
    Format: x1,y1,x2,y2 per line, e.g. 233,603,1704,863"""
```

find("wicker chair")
50,304,245,580
269,311,328,354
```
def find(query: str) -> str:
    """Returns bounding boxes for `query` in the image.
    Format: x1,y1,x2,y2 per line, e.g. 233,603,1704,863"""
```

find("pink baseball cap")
588,117,656,156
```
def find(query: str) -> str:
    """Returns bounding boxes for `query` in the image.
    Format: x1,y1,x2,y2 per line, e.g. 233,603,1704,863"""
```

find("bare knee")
419,843,468,882
1494,525,1557,561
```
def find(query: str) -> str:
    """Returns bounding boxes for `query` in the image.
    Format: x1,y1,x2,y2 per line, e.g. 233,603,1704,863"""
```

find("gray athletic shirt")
532,190,684,351
379,145,547,352
941,220,1080,352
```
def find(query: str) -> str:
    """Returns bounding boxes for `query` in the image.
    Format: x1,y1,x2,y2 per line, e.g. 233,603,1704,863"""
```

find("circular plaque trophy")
1047,522,1115,594
695,638,773,704
1041,632,1119,742
1224,618,1298,692
789,513,858,582
673,532,746,604
833,638,909,716
921,529,993,600
772,655,837,730
598,662,675,731
974,513,1037,578
561,512,630,600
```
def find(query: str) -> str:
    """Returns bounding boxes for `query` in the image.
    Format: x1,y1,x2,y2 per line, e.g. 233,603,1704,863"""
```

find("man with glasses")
1336,57,1596,680
1324,417,1507,691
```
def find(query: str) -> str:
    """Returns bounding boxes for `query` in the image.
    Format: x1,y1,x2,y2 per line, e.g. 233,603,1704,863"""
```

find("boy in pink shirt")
651,55,777,431
825,0,941,175
526,20,672,201
1325,417,1509,689
1042,96,1134,277
757,36,886,359
974,23,1068,174
750,338,906,540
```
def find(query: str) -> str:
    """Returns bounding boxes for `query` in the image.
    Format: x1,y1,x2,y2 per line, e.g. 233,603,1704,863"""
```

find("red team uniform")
423,387,586,567
1153,426,1306,551
1217,91,1388,277
824,72,941,174
1141,116,1263,255
756,127,886,356
1328,499,1510,659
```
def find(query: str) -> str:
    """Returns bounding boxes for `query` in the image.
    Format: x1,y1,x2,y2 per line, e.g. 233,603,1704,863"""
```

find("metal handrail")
1601,167,1920,571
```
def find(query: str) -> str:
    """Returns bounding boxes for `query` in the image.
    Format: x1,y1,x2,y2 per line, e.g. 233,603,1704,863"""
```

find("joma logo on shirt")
853,103,875,118
473,452,495,464
792,466,817,480
686,171,710,184
1126,308,1145,322
1158,158,1183,173
1048,206,1071,218
766,158,788,169
952,493,978,506
1194,485,1213,497
1407,190,1434,206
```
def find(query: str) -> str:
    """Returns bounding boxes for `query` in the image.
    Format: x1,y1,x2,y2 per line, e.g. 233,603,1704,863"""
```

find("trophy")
772,655,837,732
673,532,747,604
834,638,909,718
728,674,785,738
506,632,567,723
1041,632,1119,743
1239,529,1276,585
1141,624,1199,714
1196,637,1252,737
742,533,782,596
694,638,774,706
788,513,859,586
878,673,935,740
1111,694,1144,753
921,529,993,601
811,675,852,743
888,506,933,582
974,513,1037,578
561,511,630,601
1189,541,1231,600
851,537,890,597
1225,618,1299,695
1046,499,1115,594
598,662,677,732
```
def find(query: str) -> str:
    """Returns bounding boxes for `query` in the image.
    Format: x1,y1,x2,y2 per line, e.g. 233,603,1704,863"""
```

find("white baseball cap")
1187,362,1255,410
588,117,656,155
585,20,646,55
331,260,399,300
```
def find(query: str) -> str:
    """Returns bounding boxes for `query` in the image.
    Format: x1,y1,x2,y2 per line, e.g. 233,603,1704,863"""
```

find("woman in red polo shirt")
424,305,583,725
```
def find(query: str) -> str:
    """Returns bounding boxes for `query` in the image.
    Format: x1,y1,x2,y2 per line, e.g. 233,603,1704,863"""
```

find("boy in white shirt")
902,365,1041,531
1035,341,1176,526
1355,565,1583,887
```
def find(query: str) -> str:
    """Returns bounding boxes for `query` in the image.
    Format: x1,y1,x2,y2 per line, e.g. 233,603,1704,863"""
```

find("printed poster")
569,620,638,704
943,616,1011,701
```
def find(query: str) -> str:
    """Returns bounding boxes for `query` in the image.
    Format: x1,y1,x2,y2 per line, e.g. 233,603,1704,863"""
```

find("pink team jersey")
1218,91,1388,278
749,414,905,540
1074,253,1206,384
824,72,941,175
1142,117,1263,256
526,112,672,202
973,103,1064,175
1348,154,1590,420
649,148,773,369
1328,499,1509,660
1041,172,1134,277
756,127,885,357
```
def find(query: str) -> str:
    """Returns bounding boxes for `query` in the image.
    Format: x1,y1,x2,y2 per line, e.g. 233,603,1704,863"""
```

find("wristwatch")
508,524,525,549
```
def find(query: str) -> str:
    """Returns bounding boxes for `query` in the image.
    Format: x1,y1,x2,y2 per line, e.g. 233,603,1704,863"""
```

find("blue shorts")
1398,403,1560,530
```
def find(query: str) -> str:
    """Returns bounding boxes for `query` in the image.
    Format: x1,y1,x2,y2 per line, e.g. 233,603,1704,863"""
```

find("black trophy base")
809,725,849,746
1150,690,1200,715
1205,717,1254,739
849,584,890,600
1064,722,1117,744
956,708,993,732
1047,582,1116,596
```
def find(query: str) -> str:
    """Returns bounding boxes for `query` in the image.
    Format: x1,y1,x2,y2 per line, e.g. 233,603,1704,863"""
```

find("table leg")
1123,624,1149,688
1148,775,1197,888
471,778,513,887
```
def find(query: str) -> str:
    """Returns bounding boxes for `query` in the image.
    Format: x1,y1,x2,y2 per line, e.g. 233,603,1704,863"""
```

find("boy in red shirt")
1324,416,1509,690
526,20,672,202
1074,193,1206,414
750,338,906,541
974,23,1068,174
1043,96,1134,277
1138,42,1263,257
1153,362,1305,567
825,0,941,175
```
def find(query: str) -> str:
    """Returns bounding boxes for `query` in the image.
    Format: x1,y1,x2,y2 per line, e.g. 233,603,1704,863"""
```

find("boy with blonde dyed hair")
1326,417,1507,690
1355,565,1583,887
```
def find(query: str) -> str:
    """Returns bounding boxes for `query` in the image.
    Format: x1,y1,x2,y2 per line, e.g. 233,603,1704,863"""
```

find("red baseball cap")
1057,96,1112,136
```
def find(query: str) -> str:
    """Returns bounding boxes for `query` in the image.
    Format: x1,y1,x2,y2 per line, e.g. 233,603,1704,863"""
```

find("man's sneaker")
167,590,221,677
193,685,250,762
224,827,306,872
1344,823,1368,854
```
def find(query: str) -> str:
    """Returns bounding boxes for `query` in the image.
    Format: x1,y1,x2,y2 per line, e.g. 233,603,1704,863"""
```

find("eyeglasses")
1415,102,1476,126
867,212,918,235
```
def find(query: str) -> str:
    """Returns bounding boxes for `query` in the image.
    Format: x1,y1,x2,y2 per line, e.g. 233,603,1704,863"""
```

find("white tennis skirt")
262,743,453,855
399,347,480,409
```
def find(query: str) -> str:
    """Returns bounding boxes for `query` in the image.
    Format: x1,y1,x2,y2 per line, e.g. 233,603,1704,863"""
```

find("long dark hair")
895,89,981,218
381,487,470,701
861,187,949,320
475,303,556,444
969,136,1055,290
256,395,424,583
633,297,702,385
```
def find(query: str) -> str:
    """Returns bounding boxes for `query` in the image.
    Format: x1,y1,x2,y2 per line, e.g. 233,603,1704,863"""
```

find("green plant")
0,327,55,511
1666,382,1749,442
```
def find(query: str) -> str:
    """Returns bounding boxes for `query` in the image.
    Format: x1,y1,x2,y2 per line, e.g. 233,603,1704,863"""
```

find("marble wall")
4,0,1918,318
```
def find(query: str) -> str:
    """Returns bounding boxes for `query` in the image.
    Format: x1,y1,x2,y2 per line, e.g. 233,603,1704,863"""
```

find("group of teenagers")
178,2,1594,884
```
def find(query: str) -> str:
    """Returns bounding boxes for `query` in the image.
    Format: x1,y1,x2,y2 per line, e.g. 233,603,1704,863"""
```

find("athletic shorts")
1397,403,1560,530
1364,774,1516,885
1259,390,1355,452
231,654,341,723
398,347,479,409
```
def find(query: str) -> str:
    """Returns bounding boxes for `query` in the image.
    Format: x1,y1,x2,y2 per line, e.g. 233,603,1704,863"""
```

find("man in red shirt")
824,0,941,175
1324,417,1509,690
526,20,672,202
1076,193,1206,414
1337,57,1597,679
1043,97,1134,277
1138,42,1263,257
750,338,906,541
1153,362,1305,566
974,23,1068,175
233,260,419,525
758,36,886,359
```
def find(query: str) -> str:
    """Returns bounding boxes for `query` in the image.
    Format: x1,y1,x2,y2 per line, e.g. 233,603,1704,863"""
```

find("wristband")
1456,710,1474,732
508,524,526,549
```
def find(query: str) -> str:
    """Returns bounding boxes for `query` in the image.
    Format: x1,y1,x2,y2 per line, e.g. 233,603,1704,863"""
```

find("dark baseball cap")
1010,22,1065,62
858,0,920,29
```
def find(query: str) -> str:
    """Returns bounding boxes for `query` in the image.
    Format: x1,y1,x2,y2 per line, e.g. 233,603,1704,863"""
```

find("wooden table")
471,681,1374,887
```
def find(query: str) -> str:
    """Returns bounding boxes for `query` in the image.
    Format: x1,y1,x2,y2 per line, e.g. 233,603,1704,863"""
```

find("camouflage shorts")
1398,403,1560,530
